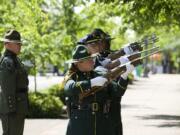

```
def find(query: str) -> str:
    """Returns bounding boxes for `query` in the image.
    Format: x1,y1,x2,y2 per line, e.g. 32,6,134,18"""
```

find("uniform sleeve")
108,77,129,98
64,78,91,97
117,77,129,96
0,57,16,113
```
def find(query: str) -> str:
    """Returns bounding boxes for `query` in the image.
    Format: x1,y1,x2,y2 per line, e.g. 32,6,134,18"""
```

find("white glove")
90,76,108,87
123,45,134,55
94,66,108,73
99,58,111,67
121,63,135,79
119,56,129,64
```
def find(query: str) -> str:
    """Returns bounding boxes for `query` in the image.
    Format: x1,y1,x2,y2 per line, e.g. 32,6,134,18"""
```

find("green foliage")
128,73,134,84
0,0,180,72
119,0,180,32
44,84,66,105
94,0,180,32
1,0,179,118
28,92,63,118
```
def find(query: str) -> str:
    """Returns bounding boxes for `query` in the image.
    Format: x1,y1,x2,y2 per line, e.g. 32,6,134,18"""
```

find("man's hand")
121,63,135,80
90,76,108,87
129,42,143,52
123,42,142,55
119,56,129,64
94,66,108,73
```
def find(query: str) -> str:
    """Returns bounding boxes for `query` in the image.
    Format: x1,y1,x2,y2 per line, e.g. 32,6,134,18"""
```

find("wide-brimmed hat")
77,28,114,45
92,28,114,41
0,29,22,44
77,34,102,45
67,45,97,63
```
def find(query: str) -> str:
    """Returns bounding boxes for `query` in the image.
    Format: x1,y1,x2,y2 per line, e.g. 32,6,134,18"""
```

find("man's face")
5,42,22,55
76,58,94,72
86,41,105,54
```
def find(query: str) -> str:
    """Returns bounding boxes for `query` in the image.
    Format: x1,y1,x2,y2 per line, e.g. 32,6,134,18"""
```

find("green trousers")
1,113,25,135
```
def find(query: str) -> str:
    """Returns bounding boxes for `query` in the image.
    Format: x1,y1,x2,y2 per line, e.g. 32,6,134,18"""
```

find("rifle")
105,46,159,70
107,35,159,61
79,48,161,101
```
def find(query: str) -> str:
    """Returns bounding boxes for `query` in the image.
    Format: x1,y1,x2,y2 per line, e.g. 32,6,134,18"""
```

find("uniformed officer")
78,29,136,135
0,30,29,135
64,45,126,135
91,29,128,135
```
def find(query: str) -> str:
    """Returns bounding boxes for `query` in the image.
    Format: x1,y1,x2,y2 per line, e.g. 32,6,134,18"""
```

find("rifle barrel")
140,37,159,47
128,46,160,56
119,48,161,68
79,49,162,101
140,49,162,59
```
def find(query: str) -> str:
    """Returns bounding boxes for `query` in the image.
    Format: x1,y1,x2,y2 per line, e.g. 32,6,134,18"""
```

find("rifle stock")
107,49,125,60
105,46,159,70
79,49,161,101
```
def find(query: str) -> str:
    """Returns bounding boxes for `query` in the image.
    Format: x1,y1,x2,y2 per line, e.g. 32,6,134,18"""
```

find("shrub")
28,92,63,118
46,84,66,105
128,73,134,84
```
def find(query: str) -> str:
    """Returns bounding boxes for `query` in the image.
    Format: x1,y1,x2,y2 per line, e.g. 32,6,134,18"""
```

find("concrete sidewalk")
122,74,180,135
0,74,180,135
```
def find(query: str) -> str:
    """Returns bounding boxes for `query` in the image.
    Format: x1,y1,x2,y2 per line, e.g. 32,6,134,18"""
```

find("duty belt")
92,102,98,111
71,102,100,112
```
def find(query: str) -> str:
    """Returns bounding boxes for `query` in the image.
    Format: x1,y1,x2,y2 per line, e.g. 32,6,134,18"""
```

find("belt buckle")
92,102,98,111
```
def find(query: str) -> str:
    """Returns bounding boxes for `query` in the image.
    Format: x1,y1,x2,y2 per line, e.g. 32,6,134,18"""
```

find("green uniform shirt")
0,50,29,114
64,68,124,135
94,52,129,135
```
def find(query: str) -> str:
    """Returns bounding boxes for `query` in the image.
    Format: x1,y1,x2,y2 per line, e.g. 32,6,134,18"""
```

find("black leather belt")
71,102,100,112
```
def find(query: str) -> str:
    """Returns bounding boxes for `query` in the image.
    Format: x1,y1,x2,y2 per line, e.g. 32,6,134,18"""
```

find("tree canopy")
0,0,179,72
